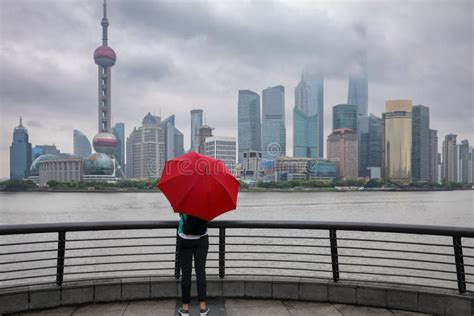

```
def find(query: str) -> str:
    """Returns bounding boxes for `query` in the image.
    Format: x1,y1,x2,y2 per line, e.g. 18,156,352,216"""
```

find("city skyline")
1,0,473,179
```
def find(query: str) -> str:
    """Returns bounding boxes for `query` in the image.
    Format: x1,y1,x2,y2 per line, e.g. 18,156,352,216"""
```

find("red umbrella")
157,152,240,221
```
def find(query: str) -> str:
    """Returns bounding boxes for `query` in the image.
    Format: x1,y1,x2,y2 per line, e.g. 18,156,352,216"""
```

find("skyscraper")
190,109,203,152
73,130,92,158
112,123,125,171
159,115,184,160
429,129,438,183
327,128,358,179
238,90,261,163
411,105,430,181
293,75,319,158
196,125,214,154
347,50,368,118
332,104,358,132
442,134,457,182
262,86,286,159
383,100,412,183
305,74,324,157
458,139,470,183
126,113,165,179
366,114,384,171
92,0,118,157
9,117,32,179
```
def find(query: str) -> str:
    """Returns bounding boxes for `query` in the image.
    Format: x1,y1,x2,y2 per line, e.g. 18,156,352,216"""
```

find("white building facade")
205,136,237,175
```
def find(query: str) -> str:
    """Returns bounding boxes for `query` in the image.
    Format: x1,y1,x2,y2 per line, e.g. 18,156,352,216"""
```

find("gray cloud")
0,0,473,178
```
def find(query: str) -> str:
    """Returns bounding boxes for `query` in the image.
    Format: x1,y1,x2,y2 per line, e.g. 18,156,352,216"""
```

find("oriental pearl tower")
92,0,118,156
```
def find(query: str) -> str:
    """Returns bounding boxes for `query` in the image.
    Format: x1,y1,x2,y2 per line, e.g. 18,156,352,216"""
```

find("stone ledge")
0,276,472,315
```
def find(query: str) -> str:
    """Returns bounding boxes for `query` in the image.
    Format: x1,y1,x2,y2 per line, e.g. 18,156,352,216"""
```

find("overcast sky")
0,0,472,179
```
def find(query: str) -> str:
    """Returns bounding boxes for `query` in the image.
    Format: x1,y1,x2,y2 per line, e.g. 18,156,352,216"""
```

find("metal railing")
0,220,473,295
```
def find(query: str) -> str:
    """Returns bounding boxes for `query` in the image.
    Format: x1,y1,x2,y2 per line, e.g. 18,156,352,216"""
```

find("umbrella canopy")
157,152,240,221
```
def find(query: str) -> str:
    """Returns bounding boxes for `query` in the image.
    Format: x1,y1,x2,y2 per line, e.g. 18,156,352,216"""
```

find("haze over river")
0,190,472,226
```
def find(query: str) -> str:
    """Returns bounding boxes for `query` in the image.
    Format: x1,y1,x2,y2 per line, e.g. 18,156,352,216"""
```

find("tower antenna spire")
101,0,109,45
19,115,23,126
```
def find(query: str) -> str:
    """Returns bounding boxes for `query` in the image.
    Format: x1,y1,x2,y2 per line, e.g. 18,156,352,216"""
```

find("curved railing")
1,220,473,295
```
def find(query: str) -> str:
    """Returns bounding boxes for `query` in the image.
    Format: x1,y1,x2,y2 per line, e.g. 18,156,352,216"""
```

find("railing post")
452,236,466,294
175,232,180,279
219,227,226,279
56,231,66,286
329,229,339,283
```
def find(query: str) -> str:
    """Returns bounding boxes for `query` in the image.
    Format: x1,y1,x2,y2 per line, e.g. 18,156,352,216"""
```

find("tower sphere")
94,45,116,67
93,132,118,154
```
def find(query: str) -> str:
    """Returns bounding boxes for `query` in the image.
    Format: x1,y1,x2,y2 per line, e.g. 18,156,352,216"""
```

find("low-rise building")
275,157,336,181
205,136,236,175
39,158,83,186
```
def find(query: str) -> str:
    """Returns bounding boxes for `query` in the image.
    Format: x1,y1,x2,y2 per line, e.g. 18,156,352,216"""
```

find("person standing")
177,213,210,316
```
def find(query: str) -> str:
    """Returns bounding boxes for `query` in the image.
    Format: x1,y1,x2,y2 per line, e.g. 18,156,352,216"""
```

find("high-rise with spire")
10,116,32,179
293,73,320,158
92,0,118,156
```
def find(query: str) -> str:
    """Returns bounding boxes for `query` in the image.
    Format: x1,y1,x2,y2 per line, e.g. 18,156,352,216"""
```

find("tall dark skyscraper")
238,90,261,163
366,114,384,171
429,129,438,182
411,105,430,181
9,117,32,179
458,139,470,183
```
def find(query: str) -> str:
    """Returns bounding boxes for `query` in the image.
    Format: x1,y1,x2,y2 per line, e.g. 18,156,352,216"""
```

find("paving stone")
18,306,76,315
390,310,431,316
333,303,393,316
124,299,176,316
283,301,342,316
176,297,226,316
225,299,290,316
74,302,128,315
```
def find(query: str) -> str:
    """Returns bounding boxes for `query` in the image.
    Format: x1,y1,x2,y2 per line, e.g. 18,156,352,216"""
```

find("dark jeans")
178,235,209,304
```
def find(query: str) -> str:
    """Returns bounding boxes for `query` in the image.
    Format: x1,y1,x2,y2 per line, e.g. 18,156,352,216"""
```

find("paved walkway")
11,298,431,316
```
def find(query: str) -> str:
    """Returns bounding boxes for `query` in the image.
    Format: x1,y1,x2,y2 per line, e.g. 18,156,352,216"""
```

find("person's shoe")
177,308,189,316
200,307,210,316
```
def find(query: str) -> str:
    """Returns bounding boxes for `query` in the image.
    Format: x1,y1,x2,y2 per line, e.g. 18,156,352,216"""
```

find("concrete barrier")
0,277,472,316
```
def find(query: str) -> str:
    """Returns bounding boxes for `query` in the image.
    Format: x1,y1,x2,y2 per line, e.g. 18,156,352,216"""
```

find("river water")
1,190,473,225
0,191,473,291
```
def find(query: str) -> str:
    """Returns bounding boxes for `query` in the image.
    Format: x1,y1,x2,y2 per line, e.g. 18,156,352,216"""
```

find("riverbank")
1,186,471,193
1,179,471,193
